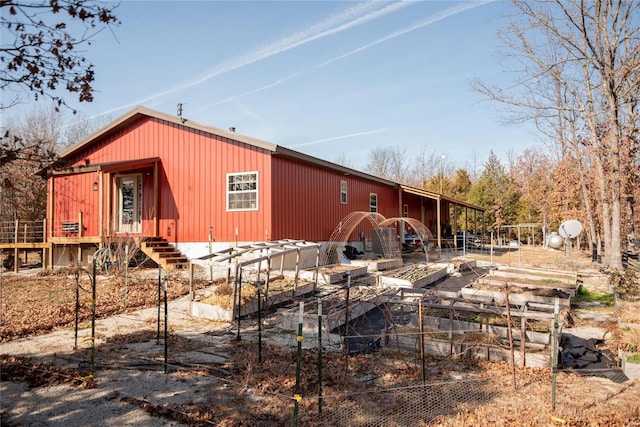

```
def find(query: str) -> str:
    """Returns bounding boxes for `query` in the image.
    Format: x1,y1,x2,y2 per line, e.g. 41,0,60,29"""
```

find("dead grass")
1,251,640,426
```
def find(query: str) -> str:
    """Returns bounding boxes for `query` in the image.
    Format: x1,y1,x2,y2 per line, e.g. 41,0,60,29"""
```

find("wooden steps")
138,237,189,270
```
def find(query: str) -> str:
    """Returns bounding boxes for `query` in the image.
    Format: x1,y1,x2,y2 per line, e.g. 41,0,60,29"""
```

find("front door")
116,174,142,233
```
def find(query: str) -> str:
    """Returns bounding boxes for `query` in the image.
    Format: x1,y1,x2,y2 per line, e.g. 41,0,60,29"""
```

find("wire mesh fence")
308,377,498,426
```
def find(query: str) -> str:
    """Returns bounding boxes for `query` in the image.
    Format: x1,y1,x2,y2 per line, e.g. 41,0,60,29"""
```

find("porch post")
98,171,104,240
154,161,159,237
47,176,54,239
13,219,19,272
437,197,442,250
105,173,112,242
452,204,458,249
78,211,83,264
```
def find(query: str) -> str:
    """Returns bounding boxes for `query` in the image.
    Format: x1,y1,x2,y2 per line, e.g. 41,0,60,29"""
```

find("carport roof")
400,185,485,212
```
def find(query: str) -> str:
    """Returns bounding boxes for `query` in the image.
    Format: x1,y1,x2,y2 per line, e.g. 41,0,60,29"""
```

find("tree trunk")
595,155,612,267
576,148,597,254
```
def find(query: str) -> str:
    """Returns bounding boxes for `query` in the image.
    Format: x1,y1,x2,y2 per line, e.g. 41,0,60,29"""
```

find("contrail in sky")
290,128,390,148
194,0,494,114
93,1,413,119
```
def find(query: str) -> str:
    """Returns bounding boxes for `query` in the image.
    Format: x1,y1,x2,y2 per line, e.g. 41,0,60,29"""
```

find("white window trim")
369,193,378,212
340,180,348,204
403,204,409,217
226,171,259,211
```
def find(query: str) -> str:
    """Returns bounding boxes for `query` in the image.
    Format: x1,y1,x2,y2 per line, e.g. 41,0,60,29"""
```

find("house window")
403,204,409,217
369,193,378,212
340,180,348,204
227,172,258,211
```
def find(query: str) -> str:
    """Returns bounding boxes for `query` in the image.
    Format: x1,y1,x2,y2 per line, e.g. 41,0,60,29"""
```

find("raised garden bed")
385,325,551,367
280,287,389,332
461,281,571,307
350,258,403,272
489,266,576,284
435,257,477,272
191,277,315,321
619,351,640,380
379,265,448,289
296,264,368,284
477,276,577,297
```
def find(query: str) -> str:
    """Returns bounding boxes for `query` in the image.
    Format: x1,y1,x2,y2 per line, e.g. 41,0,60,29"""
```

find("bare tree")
0,105,104,222
333,152,357,169
475,0,640,269
1,0,119,111
0,106,62,221
364,146,411,183
408,147,443,190
61,111,112,148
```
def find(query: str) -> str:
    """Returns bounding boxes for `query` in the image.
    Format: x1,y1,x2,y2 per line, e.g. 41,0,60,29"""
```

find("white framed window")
227,172,259,211
403,204,409,217
340,180,348,204
369,193,378,212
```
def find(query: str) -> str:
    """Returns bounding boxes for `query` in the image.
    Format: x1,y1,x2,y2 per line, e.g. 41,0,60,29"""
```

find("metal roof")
400,185,485,212
53,106,483,212
55,106,397,187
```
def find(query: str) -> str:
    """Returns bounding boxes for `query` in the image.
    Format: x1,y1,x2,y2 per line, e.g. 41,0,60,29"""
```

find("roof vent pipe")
229,127,236,132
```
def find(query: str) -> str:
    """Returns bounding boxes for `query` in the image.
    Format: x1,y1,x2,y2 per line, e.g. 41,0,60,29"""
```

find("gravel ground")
2,379,188,427
1,298,231,426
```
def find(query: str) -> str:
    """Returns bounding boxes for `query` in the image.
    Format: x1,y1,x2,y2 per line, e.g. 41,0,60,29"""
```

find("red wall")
58,117,273,243
51,172,99,236
54,114,444,246
270,156,399,242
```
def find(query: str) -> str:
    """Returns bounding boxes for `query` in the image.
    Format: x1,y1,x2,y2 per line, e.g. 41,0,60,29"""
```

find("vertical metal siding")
55,117,272,244
271,157,399,242
53,115,441,246
52,173,98,236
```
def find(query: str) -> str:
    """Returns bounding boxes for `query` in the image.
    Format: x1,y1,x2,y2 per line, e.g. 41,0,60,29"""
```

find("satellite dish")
559,219,583,239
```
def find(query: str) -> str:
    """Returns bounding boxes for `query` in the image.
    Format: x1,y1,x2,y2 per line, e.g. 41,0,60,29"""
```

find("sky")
2,0,541,172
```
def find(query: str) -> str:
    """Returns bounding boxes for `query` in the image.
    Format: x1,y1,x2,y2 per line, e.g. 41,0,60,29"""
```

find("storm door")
116,174,142,233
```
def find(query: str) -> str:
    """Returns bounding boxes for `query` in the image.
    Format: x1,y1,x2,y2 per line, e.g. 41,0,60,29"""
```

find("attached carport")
398,185,485,249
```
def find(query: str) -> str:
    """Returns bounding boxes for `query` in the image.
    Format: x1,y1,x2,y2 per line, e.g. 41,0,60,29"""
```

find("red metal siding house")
37,106,483,269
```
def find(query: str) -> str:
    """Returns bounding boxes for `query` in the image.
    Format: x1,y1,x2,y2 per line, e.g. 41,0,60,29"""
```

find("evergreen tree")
468,152,521,234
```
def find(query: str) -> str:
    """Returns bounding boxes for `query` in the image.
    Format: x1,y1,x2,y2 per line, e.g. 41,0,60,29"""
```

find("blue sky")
4,0,540,171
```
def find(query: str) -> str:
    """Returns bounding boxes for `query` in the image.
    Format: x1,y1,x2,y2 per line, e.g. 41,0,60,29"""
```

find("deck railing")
0,220,46,244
